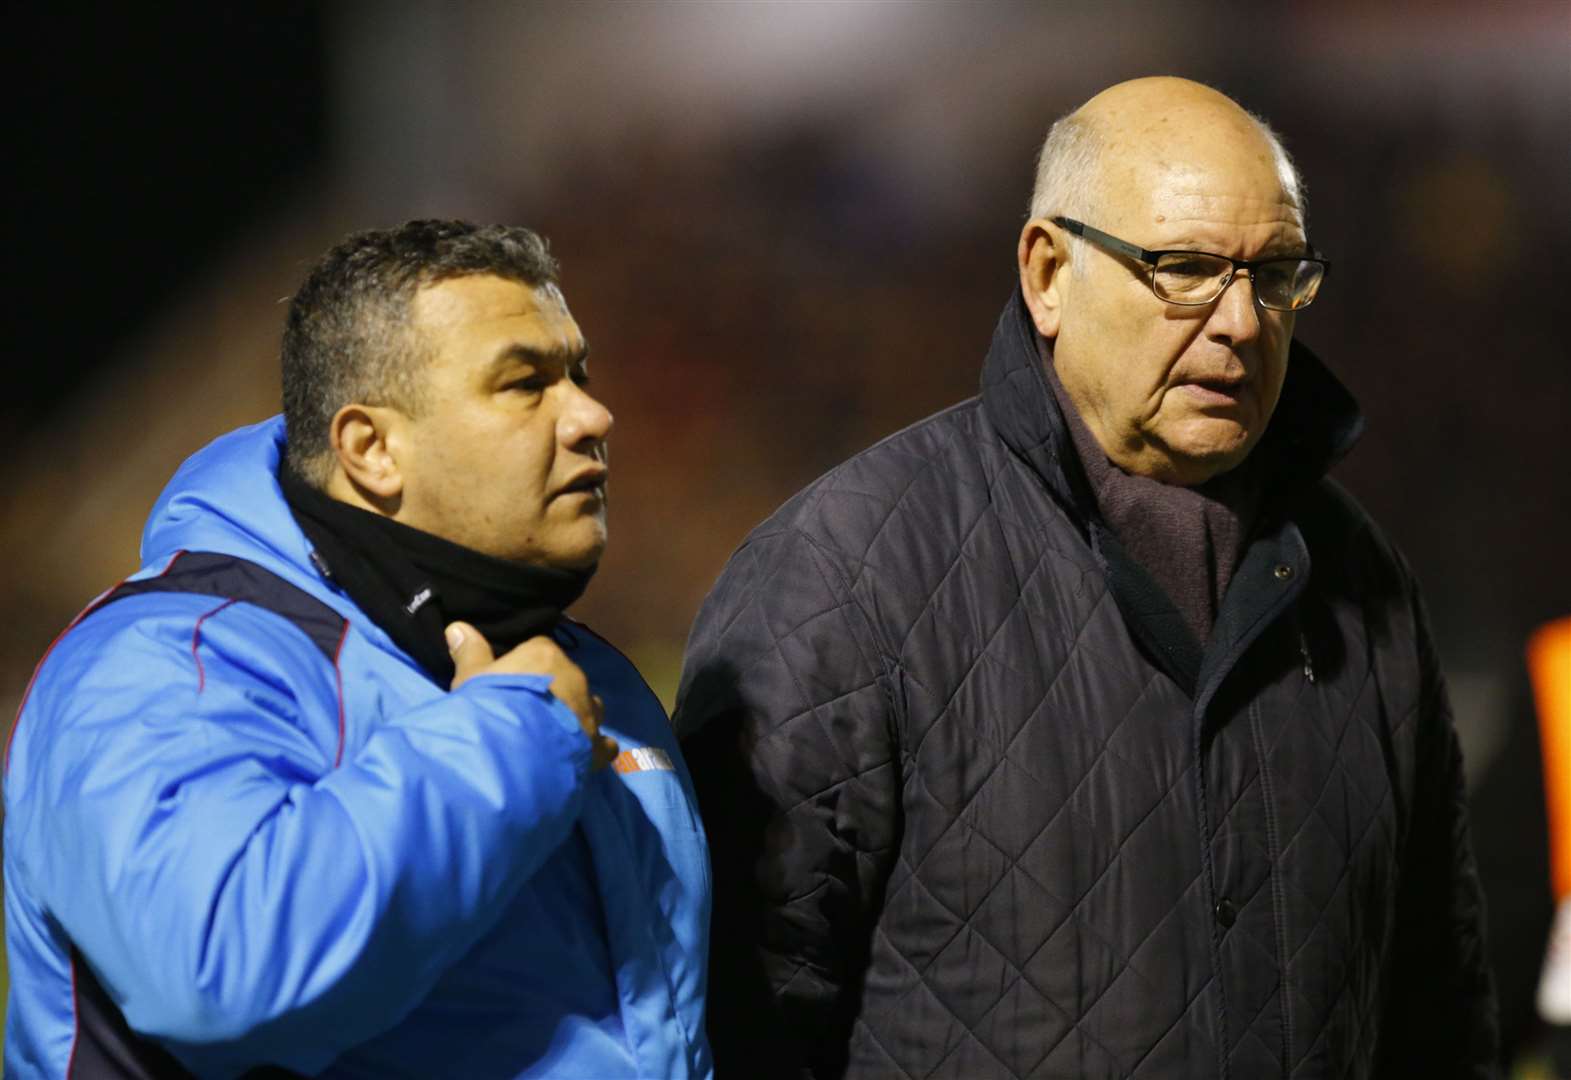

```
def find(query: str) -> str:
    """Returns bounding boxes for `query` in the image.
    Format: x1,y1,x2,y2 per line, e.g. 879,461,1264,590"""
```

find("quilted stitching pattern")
677,298,1497,1079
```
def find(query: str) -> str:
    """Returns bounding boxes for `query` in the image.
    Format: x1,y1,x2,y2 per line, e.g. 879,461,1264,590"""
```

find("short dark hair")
281,219,560,486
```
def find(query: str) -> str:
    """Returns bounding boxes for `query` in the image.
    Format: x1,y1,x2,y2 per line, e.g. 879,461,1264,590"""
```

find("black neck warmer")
279,466,595,685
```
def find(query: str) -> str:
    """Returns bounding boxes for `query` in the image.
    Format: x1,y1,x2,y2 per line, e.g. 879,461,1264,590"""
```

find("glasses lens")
1254,259,1326,311
1152,253,1233,304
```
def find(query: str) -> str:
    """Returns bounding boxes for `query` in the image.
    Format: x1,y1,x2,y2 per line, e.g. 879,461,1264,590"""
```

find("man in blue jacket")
4,220,712,1078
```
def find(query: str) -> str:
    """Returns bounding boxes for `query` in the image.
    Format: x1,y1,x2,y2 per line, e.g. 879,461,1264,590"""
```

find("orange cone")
1532,617,1571,902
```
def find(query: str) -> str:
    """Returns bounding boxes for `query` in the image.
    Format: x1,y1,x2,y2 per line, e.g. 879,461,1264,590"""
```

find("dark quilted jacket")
675,293,1499,1079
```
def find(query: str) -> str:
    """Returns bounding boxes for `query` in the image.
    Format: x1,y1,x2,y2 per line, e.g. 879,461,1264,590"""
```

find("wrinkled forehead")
1096,114,1301,233
407,274,586,377
412,273,564,322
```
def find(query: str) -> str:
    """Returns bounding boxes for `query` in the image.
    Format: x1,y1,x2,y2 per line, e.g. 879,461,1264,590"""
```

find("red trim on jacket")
66,951,80,1079
190,599,239,694
332,620,351,768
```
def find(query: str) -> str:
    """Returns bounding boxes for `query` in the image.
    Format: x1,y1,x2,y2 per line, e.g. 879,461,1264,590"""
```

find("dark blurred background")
3,1,1568,1071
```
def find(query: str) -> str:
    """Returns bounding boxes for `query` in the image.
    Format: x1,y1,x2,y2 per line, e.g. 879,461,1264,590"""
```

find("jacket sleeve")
4,596,593,1077
675,525,900,1080
1374,574,1501,1077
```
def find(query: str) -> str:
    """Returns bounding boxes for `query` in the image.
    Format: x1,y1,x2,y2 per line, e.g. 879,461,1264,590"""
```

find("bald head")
1028,77,1304,231
1016,77,1315,486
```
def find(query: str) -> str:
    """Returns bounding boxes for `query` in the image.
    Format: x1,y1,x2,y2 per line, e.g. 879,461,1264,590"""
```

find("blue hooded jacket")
3,418,713,1078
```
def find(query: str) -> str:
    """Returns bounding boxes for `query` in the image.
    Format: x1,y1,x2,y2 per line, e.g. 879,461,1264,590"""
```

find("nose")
1205,270,1263,348
558,380,614,448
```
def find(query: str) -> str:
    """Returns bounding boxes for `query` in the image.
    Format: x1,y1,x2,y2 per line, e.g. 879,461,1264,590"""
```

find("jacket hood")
139,416,348,614
979,289,1365,512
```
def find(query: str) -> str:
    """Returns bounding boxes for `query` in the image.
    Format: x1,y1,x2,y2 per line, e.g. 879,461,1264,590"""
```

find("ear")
1018,218,1070,340
328,403,406,505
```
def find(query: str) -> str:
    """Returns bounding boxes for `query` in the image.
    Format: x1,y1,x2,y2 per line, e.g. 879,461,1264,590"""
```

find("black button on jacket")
675,292,1499,1079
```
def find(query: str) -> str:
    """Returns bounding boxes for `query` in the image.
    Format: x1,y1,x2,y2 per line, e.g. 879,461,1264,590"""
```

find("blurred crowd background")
4,1,1568,1071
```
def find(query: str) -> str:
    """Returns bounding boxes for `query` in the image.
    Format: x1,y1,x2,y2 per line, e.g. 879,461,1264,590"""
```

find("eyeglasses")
1051,216,1330,312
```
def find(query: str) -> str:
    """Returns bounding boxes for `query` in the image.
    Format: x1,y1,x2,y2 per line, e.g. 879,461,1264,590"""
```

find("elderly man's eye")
1256,262,1297,289
1160,257,1220,281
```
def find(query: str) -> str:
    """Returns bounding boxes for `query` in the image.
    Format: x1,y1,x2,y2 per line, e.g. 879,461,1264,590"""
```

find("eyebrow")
1157,230,1313,259
484,341,590,379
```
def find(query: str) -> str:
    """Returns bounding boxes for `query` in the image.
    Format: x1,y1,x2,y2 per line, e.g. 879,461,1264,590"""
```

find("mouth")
558,467,609,498
1178,377,1249,407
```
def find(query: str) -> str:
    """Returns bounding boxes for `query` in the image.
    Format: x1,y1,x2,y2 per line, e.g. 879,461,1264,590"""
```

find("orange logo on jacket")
611,747,674,774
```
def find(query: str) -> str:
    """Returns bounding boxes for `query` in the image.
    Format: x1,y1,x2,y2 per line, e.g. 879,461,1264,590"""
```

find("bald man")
675,79,1499,1079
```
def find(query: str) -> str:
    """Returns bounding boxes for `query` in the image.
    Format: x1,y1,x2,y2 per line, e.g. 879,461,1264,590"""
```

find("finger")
445,621,496,689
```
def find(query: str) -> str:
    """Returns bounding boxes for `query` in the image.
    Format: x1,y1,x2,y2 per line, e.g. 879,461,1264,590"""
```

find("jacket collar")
978,289,1365,517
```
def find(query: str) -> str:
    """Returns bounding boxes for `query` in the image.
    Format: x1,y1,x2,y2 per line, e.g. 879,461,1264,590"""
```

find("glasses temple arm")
1051,217,1157,264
